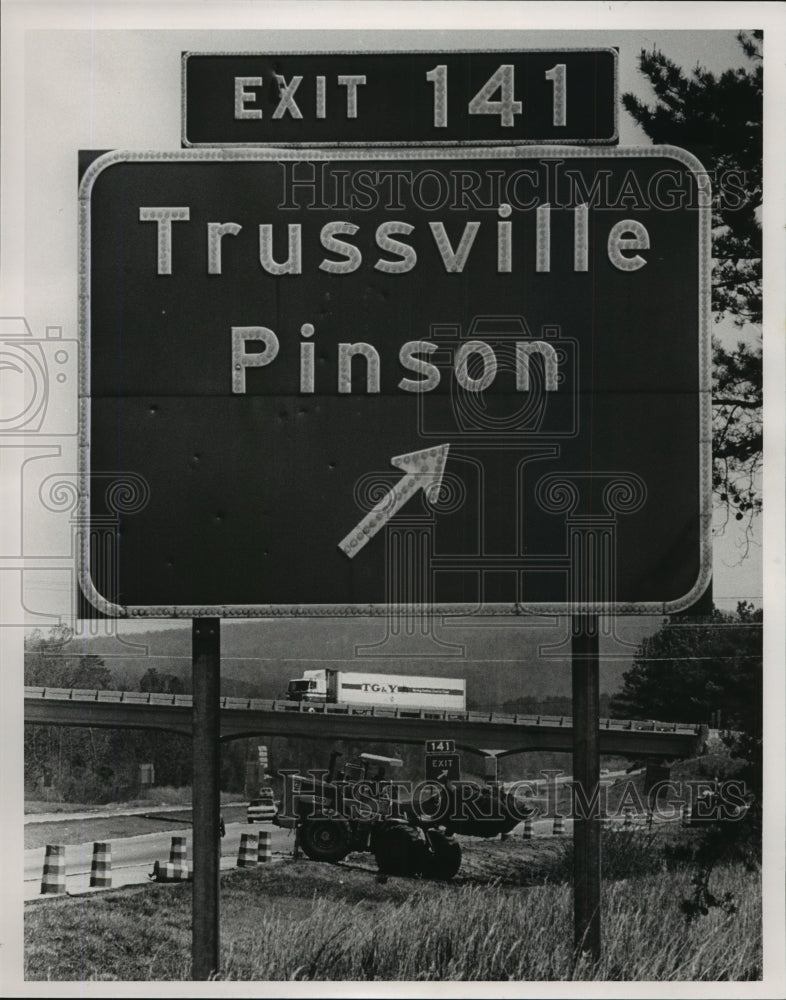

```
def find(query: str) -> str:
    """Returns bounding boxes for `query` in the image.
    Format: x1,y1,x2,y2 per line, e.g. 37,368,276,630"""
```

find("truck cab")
247,785,277,823
286,669,327,703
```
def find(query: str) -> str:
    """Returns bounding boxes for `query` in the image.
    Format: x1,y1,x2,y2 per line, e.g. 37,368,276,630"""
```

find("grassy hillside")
25,834,760,981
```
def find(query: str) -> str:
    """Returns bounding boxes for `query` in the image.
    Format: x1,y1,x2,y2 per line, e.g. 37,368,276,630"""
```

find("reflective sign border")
77,144,712,619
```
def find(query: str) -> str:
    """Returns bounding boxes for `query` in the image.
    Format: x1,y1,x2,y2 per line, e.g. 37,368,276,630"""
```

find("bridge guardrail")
23,687,702,736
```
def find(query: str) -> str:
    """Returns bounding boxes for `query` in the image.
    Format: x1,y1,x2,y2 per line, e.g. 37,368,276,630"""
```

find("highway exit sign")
424,753,462,785
78,146,710,617
182,50,618,146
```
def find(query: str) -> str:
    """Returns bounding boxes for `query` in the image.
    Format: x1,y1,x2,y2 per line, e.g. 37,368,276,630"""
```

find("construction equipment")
277,750,521,880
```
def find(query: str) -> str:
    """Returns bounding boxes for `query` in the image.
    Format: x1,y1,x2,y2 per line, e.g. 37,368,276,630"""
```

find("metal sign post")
191,618,221,980
566,501,617,958
572,615,601,960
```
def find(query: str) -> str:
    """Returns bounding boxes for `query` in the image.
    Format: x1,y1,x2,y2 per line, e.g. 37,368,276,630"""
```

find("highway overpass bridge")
24,687,706,759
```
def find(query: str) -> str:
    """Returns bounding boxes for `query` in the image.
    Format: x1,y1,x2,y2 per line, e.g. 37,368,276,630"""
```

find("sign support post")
572,613,601,961
191,617,221,980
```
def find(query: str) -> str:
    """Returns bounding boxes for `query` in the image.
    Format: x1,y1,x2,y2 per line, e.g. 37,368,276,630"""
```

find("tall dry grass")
219,864,760,981
26,860,760,981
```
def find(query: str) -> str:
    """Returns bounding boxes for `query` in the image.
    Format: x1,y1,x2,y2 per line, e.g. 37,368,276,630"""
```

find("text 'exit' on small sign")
182,50,618,147
424,754,462,784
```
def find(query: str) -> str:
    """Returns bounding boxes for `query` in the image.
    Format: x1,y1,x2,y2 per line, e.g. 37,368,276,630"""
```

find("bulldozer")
275,750,521,880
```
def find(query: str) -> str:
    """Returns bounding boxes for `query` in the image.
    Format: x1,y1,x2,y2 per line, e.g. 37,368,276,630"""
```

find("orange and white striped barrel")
522,816,533,840
166,836,189,879
158,861,191,881
169,836,188,865
257,829,272,863
169,837,188,865
90,841,112,888
552,815,565,836
41,844,66,895
237,832,258,867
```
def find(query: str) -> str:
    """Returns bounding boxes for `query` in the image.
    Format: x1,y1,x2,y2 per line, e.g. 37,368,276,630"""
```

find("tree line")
24,598,761,804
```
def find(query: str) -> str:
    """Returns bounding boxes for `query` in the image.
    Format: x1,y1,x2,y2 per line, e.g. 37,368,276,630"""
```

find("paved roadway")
24,820,296,900
24,814,574,900
25,814,666,901
24,803,207,826
24,770,653,901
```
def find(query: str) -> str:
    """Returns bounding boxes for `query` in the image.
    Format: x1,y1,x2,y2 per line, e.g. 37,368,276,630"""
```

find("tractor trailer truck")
286,669,466,711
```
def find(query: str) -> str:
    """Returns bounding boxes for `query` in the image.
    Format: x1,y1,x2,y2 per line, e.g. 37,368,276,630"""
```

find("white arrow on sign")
339,444,450,559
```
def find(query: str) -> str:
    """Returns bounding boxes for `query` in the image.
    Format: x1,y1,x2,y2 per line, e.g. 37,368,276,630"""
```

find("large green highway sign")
79,146,711,617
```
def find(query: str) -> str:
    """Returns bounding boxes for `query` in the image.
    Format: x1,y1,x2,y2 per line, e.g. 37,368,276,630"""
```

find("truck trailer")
286,669,466,712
